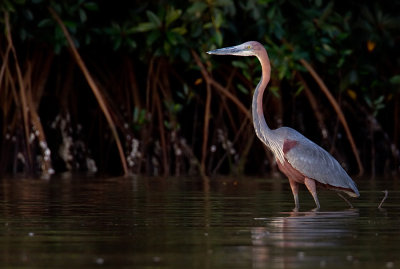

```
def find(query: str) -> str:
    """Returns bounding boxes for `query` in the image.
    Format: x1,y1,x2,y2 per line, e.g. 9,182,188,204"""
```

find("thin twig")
201,81,212,175
378,190,388,209
146,57,155,112
0,42,11,87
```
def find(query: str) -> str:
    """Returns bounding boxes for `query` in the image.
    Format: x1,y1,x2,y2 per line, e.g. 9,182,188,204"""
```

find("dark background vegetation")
1,0,399,178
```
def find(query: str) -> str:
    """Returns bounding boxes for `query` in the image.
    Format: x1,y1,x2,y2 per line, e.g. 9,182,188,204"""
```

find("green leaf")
19,28,27,40
364,96,372,107
237,84,249,94
294,84,304,96
85,34,91,45
322,43,335,55
54,43,62,54
52,2,62,14
113,38,122,51
215,31,223,46
177,91,184,99
390,75,400,85
132,22,157,32
374,95,384,105
163,41,171,55
173,103,183,112
190,24,202,38
127,38,137,49
83,2,98,11
214,11,223,28
146,31,160,46
166,31,178,45
133,107,147,125
164,120,172,130
166,8,182,28
203,22,213,29
243,69,251,80
171,27,187,35
2,0,16,12
292,48,309,61
232,60,247,69
187,2,207,15
272,21,284,39
343,49,353,56
180,49,190,62
146,10,161,28
348,70,358,84
278,64,288,80
22,9,33,20
64,21,78,33
337,57,345,68
79,9,87,22
267,5,276,19
183,83,189,95
38,18,52,27
269,86,281,98
315,52,326,63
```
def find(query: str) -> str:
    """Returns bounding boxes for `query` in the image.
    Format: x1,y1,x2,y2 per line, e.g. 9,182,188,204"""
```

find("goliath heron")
207,41,359,210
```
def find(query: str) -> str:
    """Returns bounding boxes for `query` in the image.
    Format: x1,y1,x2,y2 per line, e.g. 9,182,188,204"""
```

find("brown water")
0,175,399,268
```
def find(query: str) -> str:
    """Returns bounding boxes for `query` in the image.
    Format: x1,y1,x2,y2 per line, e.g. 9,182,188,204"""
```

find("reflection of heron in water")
253,210,359,248
208,42,359,210
251,210,359,268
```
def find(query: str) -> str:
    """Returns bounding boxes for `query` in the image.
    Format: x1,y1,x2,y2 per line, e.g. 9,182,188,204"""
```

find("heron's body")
269,126,359,196
208,41,359,209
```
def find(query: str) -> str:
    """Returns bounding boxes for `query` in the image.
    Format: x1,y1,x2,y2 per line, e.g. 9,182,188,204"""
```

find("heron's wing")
284,139,359,195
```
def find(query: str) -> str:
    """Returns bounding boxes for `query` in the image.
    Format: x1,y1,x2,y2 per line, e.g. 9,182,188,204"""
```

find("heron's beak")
207,45,242,56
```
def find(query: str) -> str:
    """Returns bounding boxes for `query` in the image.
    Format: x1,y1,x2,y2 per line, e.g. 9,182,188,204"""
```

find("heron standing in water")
207,41,359,210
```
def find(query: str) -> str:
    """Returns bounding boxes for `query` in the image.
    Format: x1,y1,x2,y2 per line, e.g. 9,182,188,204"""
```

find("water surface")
0,175,399,268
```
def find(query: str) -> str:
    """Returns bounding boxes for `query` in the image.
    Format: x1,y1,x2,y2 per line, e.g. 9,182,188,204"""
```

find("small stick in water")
378,190,388,209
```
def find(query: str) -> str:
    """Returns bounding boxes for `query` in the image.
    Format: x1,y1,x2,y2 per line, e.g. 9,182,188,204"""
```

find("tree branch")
299,59,363,176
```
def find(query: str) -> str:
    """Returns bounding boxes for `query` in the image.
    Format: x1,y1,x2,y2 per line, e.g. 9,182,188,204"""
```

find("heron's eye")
247,45,251,49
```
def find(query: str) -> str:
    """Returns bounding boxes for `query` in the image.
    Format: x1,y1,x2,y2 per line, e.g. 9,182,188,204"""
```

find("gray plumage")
275,127,360,197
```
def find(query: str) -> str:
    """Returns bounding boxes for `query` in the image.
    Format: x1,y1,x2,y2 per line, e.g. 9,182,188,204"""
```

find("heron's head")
207,41,263,57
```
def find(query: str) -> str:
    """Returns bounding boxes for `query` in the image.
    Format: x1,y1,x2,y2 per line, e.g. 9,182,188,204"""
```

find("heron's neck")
252,49,272,146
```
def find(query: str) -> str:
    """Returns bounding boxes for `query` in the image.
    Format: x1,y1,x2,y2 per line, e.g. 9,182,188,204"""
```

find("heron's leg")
304,177,320,209
288,178,299,210
337,193,354,208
